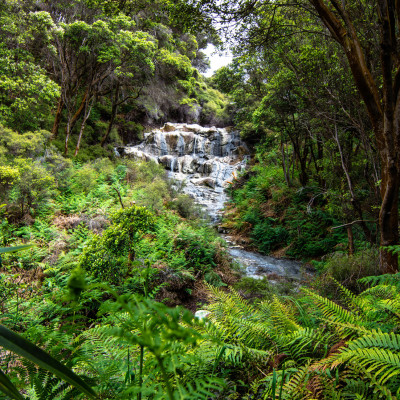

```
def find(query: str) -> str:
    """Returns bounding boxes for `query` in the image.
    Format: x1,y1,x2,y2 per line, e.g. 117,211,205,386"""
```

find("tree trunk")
74,98,94,157
309,0,400,272
378,153,399,273
347,225,355,255
65,119,72,156
280,141,290,186
52,96,64,138
101,84,120,147
64,93,88,155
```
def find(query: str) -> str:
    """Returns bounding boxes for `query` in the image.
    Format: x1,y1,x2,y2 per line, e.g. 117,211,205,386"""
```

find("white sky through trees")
202,44,232,77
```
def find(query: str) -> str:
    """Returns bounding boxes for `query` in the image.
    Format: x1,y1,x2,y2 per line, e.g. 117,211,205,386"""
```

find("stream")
117,122,302,281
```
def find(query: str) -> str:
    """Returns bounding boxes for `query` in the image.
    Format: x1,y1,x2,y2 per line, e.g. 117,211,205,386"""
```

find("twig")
331,220,376,230
113,187,125,209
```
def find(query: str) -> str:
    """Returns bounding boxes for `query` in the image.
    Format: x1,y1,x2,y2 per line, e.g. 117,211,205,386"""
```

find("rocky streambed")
117,122,302,281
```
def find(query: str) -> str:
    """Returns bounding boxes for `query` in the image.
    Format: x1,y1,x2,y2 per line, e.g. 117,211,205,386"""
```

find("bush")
252,220,289,253
175,225,216,273
168,194,202,219
79,205,155,283
0,126,50,159
8,158,56,216
314,248,380,296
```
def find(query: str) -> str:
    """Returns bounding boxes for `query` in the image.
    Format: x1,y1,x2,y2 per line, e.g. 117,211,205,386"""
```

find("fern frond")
379,298,400,320
362,369,398,400
283,327,333,363
302,288,362,337
361,284,399,300
282,362,312,399
330,337,400,387
330,277,369,314
359,273,400,288
341,378,371,400
269,296,301,334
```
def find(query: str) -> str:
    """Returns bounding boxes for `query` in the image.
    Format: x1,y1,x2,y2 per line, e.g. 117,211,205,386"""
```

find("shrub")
314,248,380,297
168,194,202,219
252,220,289,253
8,158,55,216
79,205,155,283
135,176,170,211
175,225,216,273
0,126,50,158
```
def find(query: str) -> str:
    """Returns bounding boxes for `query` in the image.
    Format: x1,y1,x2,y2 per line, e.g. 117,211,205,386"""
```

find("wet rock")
161,122,176,132
191,177,215,188
194,310,211,320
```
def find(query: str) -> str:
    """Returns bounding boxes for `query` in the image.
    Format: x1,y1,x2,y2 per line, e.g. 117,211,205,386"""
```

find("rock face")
117,123,249,222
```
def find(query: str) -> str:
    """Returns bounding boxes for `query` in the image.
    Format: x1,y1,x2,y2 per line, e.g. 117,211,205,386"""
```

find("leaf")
0,245,35,254
0,368,24,400
0,325,96,398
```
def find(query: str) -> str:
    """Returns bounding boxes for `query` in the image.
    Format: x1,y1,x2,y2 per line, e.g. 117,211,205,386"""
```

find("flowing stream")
117,122,302,281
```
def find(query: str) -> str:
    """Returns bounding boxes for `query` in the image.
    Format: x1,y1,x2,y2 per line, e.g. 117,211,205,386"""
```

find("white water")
117,122,249,222
117,122,302,280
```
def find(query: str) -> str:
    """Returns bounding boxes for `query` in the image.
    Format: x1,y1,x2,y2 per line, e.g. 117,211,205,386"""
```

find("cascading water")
117,122,249,222
117,122,302,281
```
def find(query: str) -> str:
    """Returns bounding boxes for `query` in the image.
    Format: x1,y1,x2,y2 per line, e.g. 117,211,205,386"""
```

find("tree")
49,14,156,155
194,0,400,273
0,4,60,132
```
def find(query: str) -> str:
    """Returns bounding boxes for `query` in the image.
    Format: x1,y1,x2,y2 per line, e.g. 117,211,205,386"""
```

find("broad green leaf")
0,368,24,400
0,245,35,254
0,325,96,398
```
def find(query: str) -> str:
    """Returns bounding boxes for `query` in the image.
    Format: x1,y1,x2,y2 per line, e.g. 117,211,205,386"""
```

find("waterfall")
156,132,168,156
116,122,303,281
117,123,249,223
177,135,186,156
171,157,176,172
193,135,197,156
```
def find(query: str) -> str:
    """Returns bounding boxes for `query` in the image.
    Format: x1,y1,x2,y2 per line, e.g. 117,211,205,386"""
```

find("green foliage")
0,126,51,159
168,193,202,219
73,292,224,399
79,205,155,283
175,224,217,272
0,325,96,399
157,48,193,81
315,249,380,296
226,156,347,259
198,274,400,399
252,221,289,253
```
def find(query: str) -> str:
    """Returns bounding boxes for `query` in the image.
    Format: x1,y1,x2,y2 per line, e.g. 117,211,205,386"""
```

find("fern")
281,362,312,399
361,284,399,300
330,277,369,315
269,296,301,334
302,288,363,338
359,273,400,288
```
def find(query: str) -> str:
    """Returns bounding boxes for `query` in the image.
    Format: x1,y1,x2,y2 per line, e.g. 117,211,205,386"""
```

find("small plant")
0,245,95,399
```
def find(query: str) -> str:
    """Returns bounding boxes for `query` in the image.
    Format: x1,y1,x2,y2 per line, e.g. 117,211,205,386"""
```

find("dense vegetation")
1,0,400,399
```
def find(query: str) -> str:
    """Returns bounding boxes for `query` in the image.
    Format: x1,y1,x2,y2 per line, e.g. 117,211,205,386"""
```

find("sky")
202,44,232,77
